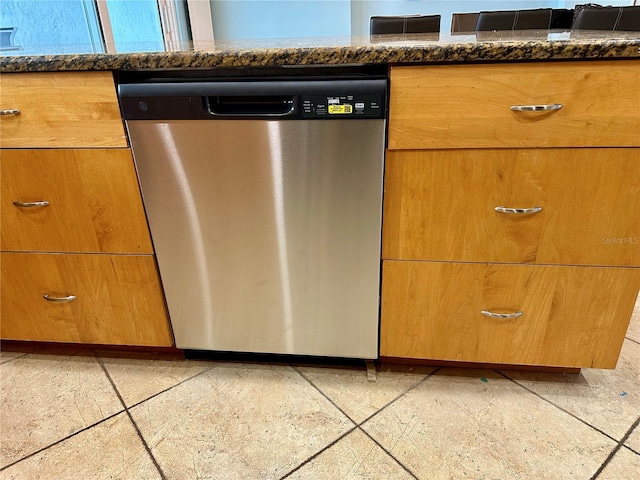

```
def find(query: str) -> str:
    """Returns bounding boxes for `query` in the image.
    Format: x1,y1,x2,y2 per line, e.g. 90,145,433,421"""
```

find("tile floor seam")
286,365,364,476
0,352,30,365
0,410,125,472
292,365,361,424
590,416,640,480
284,366,398,479
625,336,640,346
0,344,50,365
292,365,441,427
355,425,420,480
113,362,219,411
97,357,168,480
496,369,621,444
288,366,441,480
354,366,443,427
622,443,640,456
278,425,359,480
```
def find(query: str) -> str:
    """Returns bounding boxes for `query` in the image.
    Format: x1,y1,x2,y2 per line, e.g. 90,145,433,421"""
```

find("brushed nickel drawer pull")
13,200,50,208
511,104,563,112
43,294,77,302
0,109,20,116
481,310,523,319
495,206,542,215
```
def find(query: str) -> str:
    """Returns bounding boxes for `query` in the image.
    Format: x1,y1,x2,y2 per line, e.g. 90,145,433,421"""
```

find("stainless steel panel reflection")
127,119,384,358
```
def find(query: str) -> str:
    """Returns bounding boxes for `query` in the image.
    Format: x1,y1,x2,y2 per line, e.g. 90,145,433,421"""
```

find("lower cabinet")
1,252,173,346
382,148,640,266
381,261,640,368
1,149,154,254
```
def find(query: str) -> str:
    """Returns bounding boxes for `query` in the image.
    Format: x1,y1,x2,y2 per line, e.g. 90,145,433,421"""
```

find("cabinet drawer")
380,261,640,368
388,61,640,149
0,72,126,148
1,149,153,254
382,148,640,266
1,253,172,346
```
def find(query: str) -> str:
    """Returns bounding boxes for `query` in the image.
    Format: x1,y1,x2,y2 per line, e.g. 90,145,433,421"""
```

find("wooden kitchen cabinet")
382,60,640,368
1,149,153,253
0,71,127,148
1,253,172,346
388,61,640,149
0,72,172,347
381,261,640,368
383,147,640,266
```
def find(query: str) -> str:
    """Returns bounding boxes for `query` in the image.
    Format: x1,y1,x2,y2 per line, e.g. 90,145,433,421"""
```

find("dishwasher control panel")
119,77,387,121
301,94,384,119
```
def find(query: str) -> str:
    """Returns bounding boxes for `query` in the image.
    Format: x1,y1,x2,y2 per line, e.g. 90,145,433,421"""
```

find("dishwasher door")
127,117,384,358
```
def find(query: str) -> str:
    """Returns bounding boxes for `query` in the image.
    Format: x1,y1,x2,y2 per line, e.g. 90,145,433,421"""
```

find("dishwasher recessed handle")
205,95,296,117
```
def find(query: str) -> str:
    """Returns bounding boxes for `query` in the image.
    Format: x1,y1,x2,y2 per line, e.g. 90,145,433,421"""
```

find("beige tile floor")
1,298,639,480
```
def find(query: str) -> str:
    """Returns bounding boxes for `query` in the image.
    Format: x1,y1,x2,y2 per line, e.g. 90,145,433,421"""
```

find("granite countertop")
1,31,639,72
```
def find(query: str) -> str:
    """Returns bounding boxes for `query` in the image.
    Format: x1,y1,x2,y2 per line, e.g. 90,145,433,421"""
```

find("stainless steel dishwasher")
119,74,386,358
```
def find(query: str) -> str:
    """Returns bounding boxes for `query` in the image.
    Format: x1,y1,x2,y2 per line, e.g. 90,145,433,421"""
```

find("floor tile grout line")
291,365,363,423
621,443,640,456
625,336,640,346
0,346,86,365
0,410,125,472
287,365,441,480
278,365,362,478
355,367,443,427
590,416,640,480
0,352,31,365
292,365,441,428
356,425,420,480
97,357,168,480
119,363,219,411
496,370,621,444
346,367,445,480
278,425,359,480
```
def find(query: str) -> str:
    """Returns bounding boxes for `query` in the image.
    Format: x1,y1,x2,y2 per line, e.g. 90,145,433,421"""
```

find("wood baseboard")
379,356,581,374
0,340,185,361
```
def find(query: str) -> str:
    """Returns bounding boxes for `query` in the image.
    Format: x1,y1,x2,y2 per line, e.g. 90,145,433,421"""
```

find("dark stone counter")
1,31,639,72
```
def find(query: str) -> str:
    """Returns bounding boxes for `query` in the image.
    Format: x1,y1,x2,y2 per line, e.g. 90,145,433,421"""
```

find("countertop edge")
2,37,640,73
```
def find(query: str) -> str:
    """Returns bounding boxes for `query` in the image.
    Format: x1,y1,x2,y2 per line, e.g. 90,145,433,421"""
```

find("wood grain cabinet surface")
1,253,172,346
381,261,640,368
0,72,172,347
0,71,127,148
388,60,640,149
1,149,153,253
383,147,640,266
382,60,640,368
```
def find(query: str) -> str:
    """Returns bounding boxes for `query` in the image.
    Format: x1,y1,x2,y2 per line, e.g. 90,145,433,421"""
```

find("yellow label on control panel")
328,104,353,114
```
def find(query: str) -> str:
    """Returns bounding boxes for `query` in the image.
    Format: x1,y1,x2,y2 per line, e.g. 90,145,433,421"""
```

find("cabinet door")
388,61,640,149
380,261,640,368
1,252,172,346
1,149,153,254
0,72,127,148
382,148,640,266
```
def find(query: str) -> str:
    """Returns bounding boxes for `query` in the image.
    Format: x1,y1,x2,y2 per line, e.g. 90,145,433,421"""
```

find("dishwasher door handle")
205,95,296,117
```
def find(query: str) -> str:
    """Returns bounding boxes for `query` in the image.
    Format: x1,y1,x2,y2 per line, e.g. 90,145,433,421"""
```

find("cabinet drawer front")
1,149,153,254
380,261,640,368
1,253,172,346
0,72,126,148
388,61,640,149
382,148,640,266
